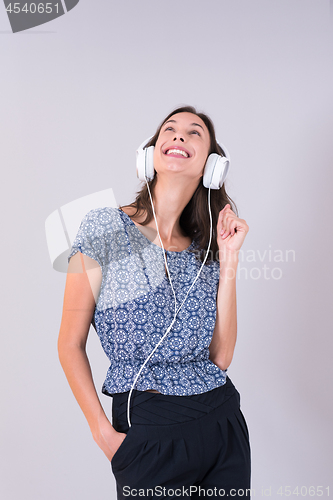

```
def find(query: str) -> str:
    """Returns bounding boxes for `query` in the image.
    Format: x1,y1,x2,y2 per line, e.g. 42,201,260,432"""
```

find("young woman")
58,106,251,499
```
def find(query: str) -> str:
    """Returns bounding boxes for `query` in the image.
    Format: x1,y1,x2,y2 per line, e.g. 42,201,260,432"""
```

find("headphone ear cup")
203,154,230,189
145,146,155,181
136,143,155,182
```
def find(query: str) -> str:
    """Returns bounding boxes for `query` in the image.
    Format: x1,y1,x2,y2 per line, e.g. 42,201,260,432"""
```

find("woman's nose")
173,136,184,142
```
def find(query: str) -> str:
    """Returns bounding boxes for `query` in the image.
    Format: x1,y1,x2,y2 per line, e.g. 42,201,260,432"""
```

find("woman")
58,106,251,499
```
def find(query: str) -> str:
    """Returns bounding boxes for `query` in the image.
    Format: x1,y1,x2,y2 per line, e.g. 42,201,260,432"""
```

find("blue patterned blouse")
68,207,227,396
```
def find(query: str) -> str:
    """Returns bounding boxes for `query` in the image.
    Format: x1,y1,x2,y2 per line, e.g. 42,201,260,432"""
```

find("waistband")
112,376,239,433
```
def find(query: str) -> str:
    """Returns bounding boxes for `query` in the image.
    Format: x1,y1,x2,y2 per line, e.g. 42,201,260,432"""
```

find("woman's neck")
149,177,198,242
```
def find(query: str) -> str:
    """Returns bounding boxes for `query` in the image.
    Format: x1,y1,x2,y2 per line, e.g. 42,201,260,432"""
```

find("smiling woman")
122,106,239,263
156,114,210,179
58,105,251,500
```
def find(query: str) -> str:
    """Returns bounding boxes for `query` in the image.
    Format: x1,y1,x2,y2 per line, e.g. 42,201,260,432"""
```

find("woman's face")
153,112,211,181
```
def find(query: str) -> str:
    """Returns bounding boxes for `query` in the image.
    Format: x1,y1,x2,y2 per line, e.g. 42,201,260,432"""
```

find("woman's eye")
163,127,200,136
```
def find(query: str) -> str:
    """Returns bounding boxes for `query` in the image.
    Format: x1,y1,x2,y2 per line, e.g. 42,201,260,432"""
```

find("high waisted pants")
110,377,251,499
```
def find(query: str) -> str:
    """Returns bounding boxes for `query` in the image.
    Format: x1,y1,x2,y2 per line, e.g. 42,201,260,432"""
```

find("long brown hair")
119,105,238,264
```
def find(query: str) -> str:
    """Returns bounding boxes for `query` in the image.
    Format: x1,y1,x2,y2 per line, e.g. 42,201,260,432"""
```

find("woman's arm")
209,253,239,371
209,203,249,371
58,252,126,461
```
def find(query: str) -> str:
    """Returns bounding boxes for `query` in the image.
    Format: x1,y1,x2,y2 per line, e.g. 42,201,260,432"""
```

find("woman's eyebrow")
164,119,205,131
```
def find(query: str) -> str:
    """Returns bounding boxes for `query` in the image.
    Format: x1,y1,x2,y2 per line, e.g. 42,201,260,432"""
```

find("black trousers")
111,377,251,499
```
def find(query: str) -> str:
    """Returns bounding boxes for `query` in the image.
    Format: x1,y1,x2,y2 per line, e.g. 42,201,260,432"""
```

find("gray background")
1,1,332,499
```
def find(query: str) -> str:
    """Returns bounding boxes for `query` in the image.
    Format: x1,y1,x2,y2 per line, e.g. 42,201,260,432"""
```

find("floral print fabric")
68,207,227,396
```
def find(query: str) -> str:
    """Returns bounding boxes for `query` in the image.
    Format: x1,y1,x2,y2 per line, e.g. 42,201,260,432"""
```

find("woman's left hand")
217,204,249,254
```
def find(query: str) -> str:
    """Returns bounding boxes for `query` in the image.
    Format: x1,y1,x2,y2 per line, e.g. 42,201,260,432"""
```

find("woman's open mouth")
163,147,190,158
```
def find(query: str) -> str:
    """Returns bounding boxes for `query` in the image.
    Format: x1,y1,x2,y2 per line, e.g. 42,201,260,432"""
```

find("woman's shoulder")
118,205,147,224
79,206,123,227
119,205,135,216
73,207,127,246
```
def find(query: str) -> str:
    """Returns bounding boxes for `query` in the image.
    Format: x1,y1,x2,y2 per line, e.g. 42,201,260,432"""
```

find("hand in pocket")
94,415,128,462
109,431,128,462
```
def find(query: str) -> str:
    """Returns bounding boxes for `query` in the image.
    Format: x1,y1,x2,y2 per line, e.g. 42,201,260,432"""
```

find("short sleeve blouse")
68,207,227,396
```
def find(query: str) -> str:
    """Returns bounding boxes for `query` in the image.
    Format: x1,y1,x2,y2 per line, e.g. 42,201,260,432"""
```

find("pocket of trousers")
235,409,250,442
110,426,134,467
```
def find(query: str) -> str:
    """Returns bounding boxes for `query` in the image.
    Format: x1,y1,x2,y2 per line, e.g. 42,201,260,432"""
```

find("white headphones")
136,137,231,189
126,134,231,428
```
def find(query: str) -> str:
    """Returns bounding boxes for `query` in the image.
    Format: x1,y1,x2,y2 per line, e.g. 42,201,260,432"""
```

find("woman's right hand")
93,413,127,462
58,252,126,462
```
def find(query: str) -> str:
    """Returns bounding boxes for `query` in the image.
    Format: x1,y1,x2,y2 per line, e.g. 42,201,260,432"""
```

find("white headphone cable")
126,180,213,428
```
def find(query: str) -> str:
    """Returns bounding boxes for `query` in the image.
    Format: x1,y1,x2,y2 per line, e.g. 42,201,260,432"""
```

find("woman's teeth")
166,149,189,158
